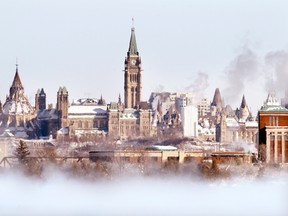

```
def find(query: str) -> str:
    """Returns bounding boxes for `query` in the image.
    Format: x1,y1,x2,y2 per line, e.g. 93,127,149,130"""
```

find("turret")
38,88,46,111
239,95,250,120
211,88,223,116
35,89,40,112
57,86,69,128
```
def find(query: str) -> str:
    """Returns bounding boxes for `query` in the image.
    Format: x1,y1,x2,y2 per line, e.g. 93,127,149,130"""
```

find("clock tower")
124,26,142,109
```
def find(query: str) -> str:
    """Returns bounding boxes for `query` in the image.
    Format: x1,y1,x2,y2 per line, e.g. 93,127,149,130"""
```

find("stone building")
108,107,154,140
36,25,155,141
218,95,258,144
66,98,108,138
197,89,258,144
35,88,46,112
57,87,69,129
0,65,36,138
258,92,288,164
198,98,210,117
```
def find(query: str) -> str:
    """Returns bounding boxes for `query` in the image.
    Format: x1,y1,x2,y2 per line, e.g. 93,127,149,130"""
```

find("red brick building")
258,93,288,164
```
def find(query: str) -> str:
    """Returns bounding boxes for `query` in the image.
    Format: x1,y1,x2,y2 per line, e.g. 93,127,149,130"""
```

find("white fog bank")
0,170,287,216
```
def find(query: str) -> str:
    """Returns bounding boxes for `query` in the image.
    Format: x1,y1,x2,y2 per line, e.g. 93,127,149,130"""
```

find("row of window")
269,116,279,126
130,74,139,83
77,121,107,129
270,135,288,141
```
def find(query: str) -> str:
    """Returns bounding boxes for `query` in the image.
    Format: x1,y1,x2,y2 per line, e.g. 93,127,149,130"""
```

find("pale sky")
1,0,288,114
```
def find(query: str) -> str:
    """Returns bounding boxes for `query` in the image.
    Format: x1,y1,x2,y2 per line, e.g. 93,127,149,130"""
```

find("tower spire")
118,93,122,104
240,94,247,108
128,23,138,56
11,63,23,89
16,57,18,70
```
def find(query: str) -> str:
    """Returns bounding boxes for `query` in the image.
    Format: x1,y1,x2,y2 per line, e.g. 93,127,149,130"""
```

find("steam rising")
223,46,259,105
184,72,209,104
0,167,287,216
265,50,288,93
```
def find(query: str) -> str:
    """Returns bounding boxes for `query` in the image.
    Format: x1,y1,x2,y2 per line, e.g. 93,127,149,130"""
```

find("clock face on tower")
131,59,137,66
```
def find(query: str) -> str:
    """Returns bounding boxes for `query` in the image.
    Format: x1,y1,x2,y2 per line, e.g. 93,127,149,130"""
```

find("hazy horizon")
0,165,287,216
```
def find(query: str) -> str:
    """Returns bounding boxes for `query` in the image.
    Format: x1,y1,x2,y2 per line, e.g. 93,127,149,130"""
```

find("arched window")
78,121,82,128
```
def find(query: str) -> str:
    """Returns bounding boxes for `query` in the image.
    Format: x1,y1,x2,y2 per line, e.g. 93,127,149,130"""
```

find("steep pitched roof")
240,95,247,108
128,27,138,56
39,88,46,96
11,66,24,90
211,88,222,107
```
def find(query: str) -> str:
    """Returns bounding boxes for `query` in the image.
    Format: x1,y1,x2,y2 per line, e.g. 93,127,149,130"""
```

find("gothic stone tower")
124,26,142,109
57,87,69,128
35,88,46,112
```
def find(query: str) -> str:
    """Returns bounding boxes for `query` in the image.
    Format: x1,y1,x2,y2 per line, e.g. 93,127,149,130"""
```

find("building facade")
108,107,154,140
258,93,288,164
219,95,258,144
181,106,198,137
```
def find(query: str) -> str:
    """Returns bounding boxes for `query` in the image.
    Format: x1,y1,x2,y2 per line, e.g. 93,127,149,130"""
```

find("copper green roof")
128,27,138,56
260,105,288,112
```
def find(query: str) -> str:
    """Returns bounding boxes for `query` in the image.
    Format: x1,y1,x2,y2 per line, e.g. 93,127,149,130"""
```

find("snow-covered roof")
145,145,177,151
57,127,69,135
245,121,258,127
37,108,59,120
72,98,99,105
68,105,107,116
3,100,34,115
119,109,139,119
0,130,14,138
226,117,239,128
120,113,138,119
260,92,288,112
260,105,288,112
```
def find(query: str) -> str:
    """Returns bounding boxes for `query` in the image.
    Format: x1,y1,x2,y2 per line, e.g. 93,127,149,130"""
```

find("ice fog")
0,167,287,216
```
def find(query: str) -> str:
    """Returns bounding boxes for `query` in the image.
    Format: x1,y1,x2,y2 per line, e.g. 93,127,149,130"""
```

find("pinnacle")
11,67,24,89
240,95,247,108
128,27,138,56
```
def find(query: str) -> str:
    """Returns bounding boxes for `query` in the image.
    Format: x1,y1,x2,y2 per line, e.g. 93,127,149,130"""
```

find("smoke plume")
223,46,259,105
264,50,288,94
184,71,209,104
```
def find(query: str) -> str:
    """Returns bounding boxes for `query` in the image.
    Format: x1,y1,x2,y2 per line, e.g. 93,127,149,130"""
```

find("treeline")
10,140,277,181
